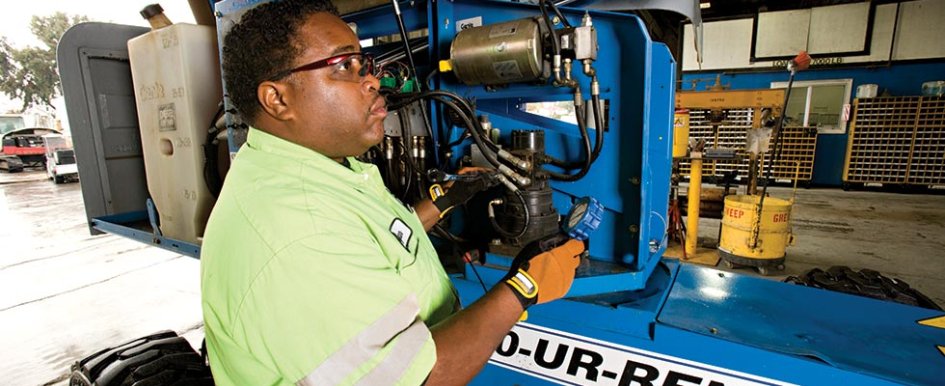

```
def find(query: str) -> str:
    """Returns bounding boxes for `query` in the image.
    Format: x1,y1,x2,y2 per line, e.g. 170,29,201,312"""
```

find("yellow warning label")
918,315,945,329
938,345,945,357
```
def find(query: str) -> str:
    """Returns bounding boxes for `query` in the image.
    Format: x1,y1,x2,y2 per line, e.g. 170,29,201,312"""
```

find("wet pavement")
0,170,202,385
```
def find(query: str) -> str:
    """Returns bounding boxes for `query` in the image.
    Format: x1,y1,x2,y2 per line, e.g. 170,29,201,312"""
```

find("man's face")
282,12,387,159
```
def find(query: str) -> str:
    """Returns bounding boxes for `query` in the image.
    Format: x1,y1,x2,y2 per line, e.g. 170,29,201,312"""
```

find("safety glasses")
266,52,376,82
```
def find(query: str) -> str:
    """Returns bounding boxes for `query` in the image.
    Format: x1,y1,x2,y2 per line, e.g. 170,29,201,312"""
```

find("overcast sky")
0,0,198,115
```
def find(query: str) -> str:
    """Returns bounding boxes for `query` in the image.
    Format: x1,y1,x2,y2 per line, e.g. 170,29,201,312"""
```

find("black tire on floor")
70,330,214,386
783,266,942,310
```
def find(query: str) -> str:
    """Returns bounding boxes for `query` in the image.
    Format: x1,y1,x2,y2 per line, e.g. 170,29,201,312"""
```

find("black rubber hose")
388,91,502,153
545,106,592,181
590,93,605,162
546,94,605,170
417,95,503,169
489,190,529,239
539,1,561,59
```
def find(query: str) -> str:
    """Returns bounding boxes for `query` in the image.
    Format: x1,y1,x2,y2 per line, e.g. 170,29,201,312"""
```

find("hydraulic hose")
590,92,604,162
545,106,592,181
488,191,529,239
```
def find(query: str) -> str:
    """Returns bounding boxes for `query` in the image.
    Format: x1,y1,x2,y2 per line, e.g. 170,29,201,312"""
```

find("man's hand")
502,234,585,309
430,169,498,216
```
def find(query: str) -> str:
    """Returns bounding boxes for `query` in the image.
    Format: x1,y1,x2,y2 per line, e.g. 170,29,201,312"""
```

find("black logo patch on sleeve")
389,218,413,251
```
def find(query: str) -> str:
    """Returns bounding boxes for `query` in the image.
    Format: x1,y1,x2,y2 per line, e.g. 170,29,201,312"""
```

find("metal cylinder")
511,130,545,154
719,195,793,260
495,129,558,246
450,18,544,86
500,185,559,246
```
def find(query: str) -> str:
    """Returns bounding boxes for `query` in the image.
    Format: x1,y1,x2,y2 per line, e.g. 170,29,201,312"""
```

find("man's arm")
414,199,441,232
426,285,523,385
424,238,585,385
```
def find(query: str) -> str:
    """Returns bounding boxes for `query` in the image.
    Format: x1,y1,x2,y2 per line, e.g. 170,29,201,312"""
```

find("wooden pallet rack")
680,108,818,183
843,96,945,188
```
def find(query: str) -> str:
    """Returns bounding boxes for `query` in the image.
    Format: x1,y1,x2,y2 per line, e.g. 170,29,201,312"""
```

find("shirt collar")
245,127,382,189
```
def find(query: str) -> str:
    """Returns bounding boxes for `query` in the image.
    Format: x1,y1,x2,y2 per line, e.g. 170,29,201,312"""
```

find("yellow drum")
719,195,793,273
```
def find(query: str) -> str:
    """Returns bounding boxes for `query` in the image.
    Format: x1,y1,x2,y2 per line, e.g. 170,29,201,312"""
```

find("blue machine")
64,0,945,384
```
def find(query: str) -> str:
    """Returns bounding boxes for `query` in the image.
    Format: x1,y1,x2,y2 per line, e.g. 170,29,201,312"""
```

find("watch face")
568,204,587,228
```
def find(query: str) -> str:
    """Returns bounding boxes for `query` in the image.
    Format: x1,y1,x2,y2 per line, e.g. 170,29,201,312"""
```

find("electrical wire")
544,0,572,28
390,0,419,82
463,251,489,293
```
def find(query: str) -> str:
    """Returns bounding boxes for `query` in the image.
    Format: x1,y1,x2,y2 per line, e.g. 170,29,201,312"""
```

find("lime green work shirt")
200,128,458,385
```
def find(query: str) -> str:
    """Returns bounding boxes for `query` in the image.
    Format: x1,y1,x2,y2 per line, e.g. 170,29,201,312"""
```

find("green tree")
0,12,89,111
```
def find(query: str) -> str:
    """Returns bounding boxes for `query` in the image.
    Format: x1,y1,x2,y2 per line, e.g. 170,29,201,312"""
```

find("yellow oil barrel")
673,109,690,158
719,195,792,261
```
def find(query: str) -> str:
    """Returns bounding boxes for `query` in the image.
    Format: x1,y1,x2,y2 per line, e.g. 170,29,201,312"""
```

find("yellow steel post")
686,156,703,257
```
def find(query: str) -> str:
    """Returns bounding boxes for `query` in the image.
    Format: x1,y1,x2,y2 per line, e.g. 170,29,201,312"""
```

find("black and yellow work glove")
502,234,585,310
430,172,498,217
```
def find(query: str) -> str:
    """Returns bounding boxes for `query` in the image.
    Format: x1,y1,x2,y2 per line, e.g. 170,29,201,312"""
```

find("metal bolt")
445,18,450,28
628,225,639,233
630,177,640,185
709,327,719,334
552,16,561,25
649,239,659,253
215,11,222,18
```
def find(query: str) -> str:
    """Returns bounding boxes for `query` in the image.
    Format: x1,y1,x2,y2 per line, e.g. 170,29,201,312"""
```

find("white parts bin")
128,23,221,245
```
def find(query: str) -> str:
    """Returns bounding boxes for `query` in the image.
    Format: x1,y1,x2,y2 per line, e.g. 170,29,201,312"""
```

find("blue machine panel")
435,0,674,292
659,264,945,386
460,262,942,385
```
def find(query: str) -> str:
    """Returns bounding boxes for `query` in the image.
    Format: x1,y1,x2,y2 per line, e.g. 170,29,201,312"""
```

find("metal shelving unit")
909,98,945,186
843,96,945,188
680,108,817,183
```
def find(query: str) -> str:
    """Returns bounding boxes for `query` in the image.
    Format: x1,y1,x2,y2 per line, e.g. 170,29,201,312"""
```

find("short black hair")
222,0,339,123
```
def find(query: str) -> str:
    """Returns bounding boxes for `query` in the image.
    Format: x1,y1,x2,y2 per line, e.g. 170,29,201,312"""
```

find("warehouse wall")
679,62,945,186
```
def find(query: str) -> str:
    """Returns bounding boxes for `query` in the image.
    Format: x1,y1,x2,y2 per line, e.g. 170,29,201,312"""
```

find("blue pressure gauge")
562,196,603,241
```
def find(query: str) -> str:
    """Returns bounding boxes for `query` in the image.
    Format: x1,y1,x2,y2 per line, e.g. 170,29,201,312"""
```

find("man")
200,0,584,385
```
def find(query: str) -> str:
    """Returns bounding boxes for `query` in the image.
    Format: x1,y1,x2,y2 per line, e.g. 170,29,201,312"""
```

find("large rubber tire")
70,330,214,386
784,266,942,310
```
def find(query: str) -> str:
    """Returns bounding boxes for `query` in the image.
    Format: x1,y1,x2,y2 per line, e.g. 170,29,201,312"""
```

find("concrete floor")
1,170,943,384
0,171,203,386
696,186,945,306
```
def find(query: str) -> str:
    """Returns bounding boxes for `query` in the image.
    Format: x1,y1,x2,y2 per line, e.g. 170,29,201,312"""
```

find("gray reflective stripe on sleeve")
297,294,424,386
355,316,431,386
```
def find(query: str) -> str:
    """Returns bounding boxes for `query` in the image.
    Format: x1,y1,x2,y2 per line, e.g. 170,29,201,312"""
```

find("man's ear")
257,81,294,121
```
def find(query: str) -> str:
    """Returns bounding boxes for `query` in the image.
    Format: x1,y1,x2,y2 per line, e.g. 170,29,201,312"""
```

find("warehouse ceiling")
633,0,873,65
699,0,871,20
